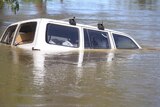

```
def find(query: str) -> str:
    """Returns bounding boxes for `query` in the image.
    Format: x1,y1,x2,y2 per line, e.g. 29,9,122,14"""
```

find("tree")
3,0,19,14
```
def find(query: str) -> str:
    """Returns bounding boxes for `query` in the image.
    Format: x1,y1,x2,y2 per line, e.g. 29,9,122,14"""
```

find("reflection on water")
0,0,160,107
0,46,160,106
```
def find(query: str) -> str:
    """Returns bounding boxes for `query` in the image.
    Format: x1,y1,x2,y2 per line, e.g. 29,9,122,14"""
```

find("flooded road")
0,0,160,107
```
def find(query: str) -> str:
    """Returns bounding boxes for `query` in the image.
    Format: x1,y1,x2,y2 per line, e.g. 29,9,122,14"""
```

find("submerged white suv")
0,18,141,52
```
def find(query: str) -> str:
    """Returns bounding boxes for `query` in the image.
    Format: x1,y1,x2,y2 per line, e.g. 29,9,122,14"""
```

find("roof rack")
97,21,104,30
69,17,76,25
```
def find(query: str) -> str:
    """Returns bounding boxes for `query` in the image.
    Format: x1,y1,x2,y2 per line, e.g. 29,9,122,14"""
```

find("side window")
84,29,110,49
14,22,37,45
46,24,79,48
0,25,17,45
113,34,139,49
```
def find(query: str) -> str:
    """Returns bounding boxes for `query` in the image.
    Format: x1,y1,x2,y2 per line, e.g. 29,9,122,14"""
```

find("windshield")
0,25,17,45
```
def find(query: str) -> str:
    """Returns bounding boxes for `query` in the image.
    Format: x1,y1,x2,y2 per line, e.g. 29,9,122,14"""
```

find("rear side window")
84,29,110,49
113,34,139,49
1,25,17,45
46,24,79,48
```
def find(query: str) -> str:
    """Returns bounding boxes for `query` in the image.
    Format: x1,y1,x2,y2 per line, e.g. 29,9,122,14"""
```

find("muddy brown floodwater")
0,0,160,107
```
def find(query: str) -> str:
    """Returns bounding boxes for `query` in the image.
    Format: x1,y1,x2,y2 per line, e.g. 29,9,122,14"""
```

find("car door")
83,28,111,49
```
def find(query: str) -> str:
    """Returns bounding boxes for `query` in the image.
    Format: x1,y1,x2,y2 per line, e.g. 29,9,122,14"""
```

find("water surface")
0,0,160,107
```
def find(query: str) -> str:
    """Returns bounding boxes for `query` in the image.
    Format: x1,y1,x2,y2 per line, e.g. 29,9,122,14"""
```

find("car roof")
8,18,128,35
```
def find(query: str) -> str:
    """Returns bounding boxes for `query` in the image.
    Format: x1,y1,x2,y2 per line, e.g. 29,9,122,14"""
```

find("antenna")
97,21,104,30
69,17,76,25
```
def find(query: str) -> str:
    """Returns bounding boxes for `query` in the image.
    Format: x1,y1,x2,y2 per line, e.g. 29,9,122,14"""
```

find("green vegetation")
1,0,45,14
0,1,4,9
2,0,19,14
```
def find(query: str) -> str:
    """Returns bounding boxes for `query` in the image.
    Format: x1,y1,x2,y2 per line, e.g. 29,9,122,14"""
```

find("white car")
0,18,141,52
